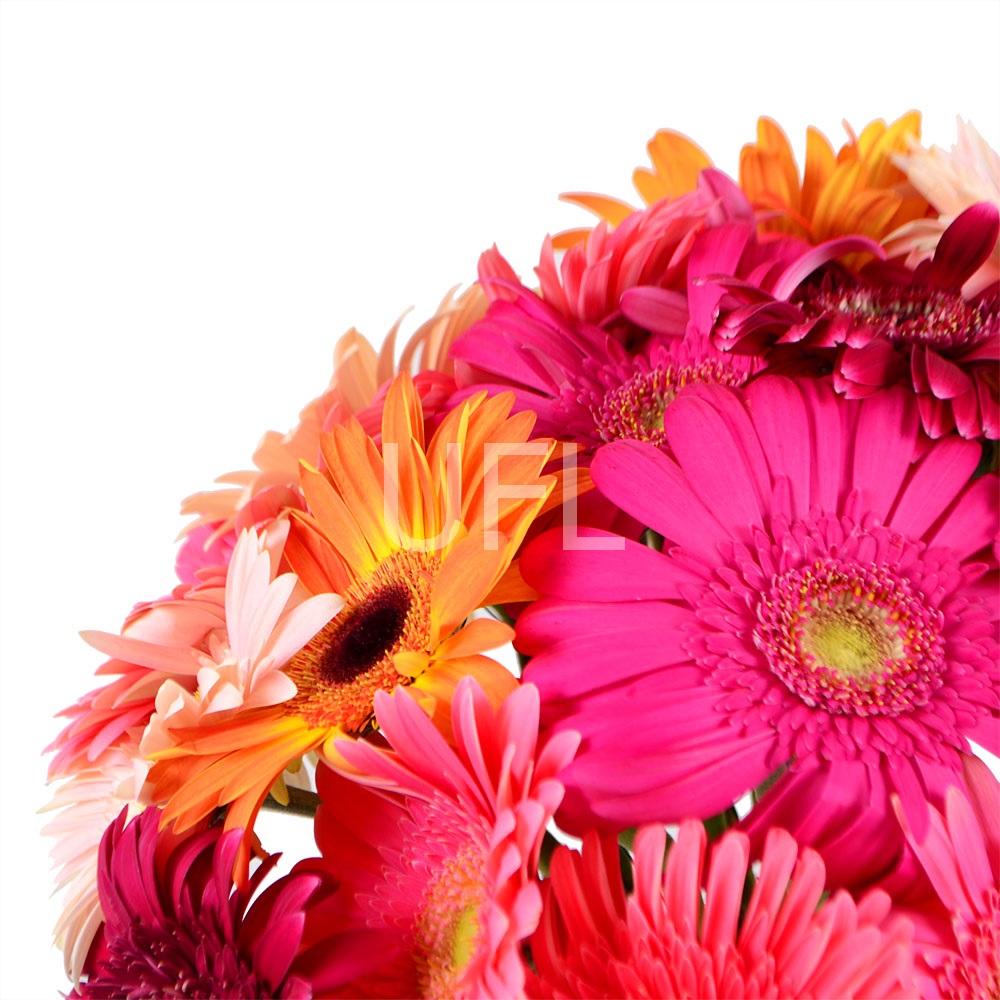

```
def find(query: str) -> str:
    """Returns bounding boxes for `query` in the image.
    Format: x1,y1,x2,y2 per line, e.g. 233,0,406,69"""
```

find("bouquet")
46,113,999,999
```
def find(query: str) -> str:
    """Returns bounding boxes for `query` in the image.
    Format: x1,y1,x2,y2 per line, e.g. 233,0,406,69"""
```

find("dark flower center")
793,275,998,351
318,583,412,685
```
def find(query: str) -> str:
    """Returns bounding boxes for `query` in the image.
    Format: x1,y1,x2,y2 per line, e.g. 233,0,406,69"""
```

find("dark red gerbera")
706,203,1000,439
71,808,336,999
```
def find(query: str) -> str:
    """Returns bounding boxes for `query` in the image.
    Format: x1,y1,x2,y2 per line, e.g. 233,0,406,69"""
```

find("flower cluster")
47,113,998,998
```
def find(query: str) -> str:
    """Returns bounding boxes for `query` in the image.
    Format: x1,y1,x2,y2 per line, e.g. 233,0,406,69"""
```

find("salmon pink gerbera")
517,377,998,888
311,678,579,998
528,820,916,999
71,807,337,998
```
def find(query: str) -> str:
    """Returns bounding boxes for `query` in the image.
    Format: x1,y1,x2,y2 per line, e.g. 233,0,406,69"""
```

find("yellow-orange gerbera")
148,373,556,880
557,116,932,258
737,113,931,244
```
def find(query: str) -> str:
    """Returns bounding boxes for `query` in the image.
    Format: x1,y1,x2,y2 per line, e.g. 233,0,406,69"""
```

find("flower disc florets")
756,555,945,717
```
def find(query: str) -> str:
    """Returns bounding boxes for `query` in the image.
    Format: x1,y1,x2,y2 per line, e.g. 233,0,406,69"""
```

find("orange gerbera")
148,373,556,881
738,113,931,244
559,116,932,258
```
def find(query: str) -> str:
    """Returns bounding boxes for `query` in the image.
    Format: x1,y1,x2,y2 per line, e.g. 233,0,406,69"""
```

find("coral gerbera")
528,820,916,999
71,806,336,998
147,373,557,881
311,678,579,998
517,377,998,887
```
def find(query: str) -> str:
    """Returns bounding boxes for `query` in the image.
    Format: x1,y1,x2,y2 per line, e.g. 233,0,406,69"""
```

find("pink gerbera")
523,169,753,331
708,204,1000,439
517,377,998,887
71,806,337,999
529,820,916,999
452,269,761,455
311,678,579,998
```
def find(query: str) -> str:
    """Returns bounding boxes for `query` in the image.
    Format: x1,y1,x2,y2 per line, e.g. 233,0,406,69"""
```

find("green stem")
703,805,740,841
261,787,320,818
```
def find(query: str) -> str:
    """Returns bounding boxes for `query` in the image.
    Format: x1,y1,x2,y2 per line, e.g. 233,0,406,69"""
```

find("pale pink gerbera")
42,743,146,983
311,678,579,998
529,820,916,999
71,807,337,998
141,523,341,759
889,118,1000,296
891,754,1000,999
518,377,998,888
178,285,486,577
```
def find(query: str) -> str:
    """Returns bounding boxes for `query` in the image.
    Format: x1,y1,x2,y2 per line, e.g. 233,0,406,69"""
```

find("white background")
2,1,998,995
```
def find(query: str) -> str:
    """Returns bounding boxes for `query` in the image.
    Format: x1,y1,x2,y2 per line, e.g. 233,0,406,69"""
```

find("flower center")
793,275,998,351
593,362,745,447
756,558,945,716
318,585,410,685
283,549,438,733
940,887,1000,1000
414,841,488,999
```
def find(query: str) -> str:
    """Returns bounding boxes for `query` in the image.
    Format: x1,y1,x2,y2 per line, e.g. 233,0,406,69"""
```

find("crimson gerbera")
70,807,337,999
707,203,1000,440
516,376,998,888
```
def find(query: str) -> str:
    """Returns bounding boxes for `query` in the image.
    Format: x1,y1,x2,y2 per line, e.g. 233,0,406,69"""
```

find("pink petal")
926,202,1000,289
519,528,693,602
925,349,974,399
591,441,730,559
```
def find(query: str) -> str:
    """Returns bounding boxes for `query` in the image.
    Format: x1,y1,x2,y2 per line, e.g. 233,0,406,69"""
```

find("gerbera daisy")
736,113,930,247
148,373,557,881
888,117,1000,296
311,677,579,998
484,169,752,334
570,116,930,255
71,806,337,998
891,754,999,999
516,377,998,887
710,204,1000,440
43,744,146,983
452,261,762,455
528,820,916,999
178,283,486,573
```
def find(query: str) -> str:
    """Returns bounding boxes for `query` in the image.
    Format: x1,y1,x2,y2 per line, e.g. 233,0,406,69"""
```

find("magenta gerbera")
517,376,998,887
451,274,761,454
70,806,336,999
528,820,916,999
708,204,1000,439
311,677,579,998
